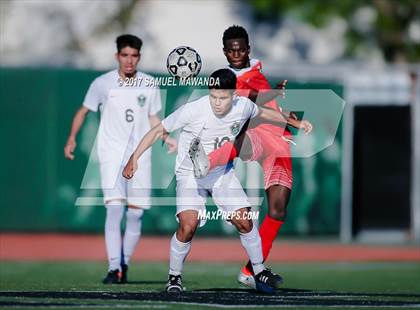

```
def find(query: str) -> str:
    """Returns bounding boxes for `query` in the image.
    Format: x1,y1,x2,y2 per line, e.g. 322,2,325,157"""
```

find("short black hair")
116,34,143,53
222,25,249,47
209,69,237,90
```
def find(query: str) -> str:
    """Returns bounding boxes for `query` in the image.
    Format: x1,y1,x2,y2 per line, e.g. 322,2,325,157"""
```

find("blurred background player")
64,34,176,284
123,69,290,293
192,26,312,289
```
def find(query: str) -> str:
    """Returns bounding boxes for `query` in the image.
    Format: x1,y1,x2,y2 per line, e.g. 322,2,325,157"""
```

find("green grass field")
1,261,419,309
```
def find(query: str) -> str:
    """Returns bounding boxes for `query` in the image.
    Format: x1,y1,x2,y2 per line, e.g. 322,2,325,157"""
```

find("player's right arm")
123,123,168,179
65,77,102,160
64,106,90,160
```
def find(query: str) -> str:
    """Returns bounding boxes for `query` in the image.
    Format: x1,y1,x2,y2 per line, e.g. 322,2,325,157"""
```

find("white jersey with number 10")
161,95,259,175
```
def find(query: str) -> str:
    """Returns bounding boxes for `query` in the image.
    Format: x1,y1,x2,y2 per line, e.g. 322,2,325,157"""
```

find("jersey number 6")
125,109,134,123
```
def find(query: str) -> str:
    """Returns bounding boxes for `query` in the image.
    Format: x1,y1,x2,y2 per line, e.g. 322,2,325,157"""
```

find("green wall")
0,68,343,235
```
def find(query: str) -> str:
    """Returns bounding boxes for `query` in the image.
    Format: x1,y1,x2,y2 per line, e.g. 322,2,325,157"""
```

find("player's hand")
289,112,298,120
165,136,178,154
274,79,288,99
123,156,138,179
64,137,76,160
299,120,313,135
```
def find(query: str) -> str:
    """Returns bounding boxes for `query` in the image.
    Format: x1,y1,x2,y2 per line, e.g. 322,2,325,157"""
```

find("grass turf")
0,261,419,309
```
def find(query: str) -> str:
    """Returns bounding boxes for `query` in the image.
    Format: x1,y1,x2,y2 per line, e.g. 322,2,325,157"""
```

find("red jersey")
228,59,290,136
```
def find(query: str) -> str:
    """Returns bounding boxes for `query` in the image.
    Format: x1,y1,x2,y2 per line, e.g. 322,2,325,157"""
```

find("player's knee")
126,207,144,221
268,206,287,221
105,204,125,229
236,134,253,161
232,218,252,234
267,189,289,221
177,223,197,242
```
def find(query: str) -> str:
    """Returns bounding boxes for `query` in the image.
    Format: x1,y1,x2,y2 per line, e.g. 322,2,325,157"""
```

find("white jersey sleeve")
161,101,195,133
148,86,162,116
82,78,102,112
242,97,260,119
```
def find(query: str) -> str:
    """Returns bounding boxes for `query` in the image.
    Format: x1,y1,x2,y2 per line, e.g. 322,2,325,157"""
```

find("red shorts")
246,125,293,190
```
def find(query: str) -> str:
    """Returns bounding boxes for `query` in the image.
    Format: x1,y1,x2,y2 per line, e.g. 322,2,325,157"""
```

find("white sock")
169,233,191,276
105,203,125,271
239,224,265,275
123,208,144,265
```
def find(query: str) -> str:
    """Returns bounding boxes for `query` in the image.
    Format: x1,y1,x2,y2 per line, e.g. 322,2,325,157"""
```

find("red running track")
0,234,419,262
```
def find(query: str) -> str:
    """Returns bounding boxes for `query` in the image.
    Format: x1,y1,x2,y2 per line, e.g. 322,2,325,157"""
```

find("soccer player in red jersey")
199,26,312,288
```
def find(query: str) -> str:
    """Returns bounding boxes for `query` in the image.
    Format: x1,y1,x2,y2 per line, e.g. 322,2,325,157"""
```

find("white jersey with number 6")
161,94,259,175
83,69,162,165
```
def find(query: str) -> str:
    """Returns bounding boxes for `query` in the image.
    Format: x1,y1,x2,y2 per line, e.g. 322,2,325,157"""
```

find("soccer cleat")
264,268,283,288
165,274,183,293
102,269,122,284
237,270,256,289
189,137,209,178
254,269,283,293
120,264,128,284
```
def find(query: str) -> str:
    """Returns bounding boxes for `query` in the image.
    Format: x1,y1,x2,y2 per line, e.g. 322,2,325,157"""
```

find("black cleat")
102,269,122,284
120,264,128,284
165,274,183,293
254,269,283,293
266,268,283,288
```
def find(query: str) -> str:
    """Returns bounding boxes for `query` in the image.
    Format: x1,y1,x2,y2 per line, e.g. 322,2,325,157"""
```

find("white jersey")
161,95,259,175
83,70,161,165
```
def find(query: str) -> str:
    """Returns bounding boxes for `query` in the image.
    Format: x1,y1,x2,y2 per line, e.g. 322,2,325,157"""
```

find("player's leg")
123,165,152,283
208,128,253,167
100,162,127,284
189,123,255,178
166,210,199,293
122,206,145,261
240,135,292,282
103,198,125,284
262,184,290,256
230,208,282,293
166,173,205,292
120,205,144,283
208,120,254,170
242,185,290,274
260,152,293,259
213,171,281,293
230,208,265,275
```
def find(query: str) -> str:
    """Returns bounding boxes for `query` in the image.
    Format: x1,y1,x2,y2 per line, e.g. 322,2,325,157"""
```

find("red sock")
208,142,238,170
242,216,284,275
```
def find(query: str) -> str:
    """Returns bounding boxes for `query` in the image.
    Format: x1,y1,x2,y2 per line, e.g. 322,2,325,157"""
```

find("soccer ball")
167,46,202,79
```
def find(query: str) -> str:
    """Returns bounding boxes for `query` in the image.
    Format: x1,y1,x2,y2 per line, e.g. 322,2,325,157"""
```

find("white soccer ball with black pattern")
167,46,202,79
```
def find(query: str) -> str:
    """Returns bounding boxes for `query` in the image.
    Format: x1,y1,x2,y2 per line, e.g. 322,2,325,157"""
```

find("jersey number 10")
214,136,230,150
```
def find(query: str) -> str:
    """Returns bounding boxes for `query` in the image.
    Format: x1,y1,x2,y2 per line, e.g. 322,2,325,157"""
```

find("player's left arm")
258,107,313,135
257,106,287,126
248,74,297,125
148,114,177,153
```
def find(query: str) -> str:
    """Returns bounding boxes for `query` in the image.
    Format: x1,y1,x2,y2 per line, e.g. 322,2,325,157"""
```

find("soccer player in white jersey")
123,69,289,293
64,34,176,284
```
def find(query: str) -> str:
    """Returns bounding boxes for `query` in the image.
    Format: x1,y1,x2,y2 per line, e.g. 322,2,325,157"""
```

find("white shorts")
176,167,251,226
99,161,151,208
